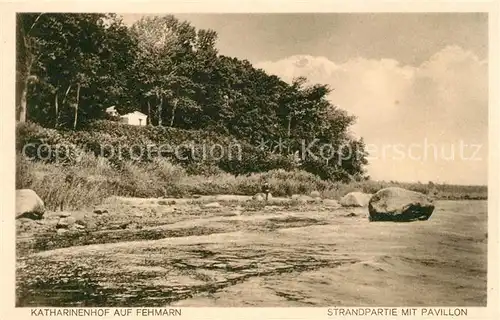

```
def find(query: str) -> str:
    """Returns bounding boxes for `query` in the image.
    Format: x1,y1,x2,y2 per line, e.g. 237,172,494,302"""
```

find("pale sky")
121,13,488,185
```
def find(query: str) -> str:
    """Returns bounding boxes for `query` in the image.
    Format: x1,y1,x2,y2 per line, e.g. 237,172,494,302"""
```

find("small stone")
252,193,265,201
340,192,372,207
56,216,76,229
119,222,130,229
58,212,72,217
73,224,85,230
93,209,108,215
203,202,221,208
310,190,321,198
56,228,69,235
56,220,68,229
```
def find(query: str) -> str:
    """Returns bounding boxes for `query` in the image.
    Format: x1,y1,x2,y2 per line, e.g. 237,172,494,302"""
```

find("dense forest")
16,13,368,182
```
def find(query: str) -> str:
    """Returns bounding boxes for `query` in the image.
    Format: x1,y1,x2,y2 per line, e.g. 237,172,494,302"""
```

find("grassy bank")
16,152,487,212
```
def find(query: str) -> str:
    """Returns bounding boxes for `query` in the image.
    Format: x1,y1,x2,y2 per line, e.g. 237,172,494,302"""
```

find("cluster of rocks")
17,185,436,227
338,188,435,222
245,187,435,222
54,211,104,233
16,189,110,234
55,213,85,233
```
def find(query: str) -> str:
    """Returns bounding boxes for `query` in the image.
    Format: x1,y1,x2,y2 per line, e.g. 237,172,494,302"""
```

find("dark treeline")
16,13,368,182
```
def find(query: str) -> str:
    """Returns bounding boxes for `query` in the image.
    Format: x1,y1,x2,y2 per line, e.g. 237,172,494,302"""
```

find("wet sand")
16,198,487,307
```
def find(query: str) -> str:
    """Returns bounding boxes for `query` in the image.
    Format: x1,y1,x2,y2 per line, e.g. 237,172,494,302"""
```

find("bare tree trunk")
54,90,59,128
170,98,178,127
62,84,72,104
73,83,80,130
16,14,44,122
287,115,292,154
157,94,163,127
57,84,71,127
16,18,29,123
147,100,151,126
18,78,29,122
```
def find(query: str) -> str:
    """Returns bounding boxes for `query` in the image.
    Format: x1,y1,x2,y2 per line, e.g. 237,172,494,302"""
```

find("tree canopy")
15,13,368,182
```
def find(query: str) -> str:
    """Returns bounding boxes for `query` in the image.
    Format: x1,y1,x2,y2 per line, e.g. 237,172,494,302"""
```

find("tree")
16,13,45,122
18,13,137,128
130,15,200,127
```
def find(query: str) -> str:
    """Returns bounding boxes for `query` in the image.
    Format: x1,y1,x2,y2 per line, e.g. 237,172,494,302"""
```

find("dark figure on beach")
261,182,270,201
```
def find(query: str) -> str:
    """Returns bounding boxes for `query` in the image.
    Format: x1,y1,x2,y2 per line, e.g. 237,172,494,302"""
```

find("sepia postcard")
0,0,499,319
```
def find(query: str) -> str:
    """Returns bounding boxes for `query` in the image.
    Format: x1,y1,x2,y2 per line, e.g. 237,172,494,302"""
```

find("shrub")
16,156,112,211
16,153,35,189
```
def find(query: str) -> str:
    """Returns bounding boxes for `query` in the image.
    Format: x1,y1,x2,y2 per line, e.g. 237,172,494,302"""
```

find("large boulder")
310,190,321,198
16,189,45,219
368,187,435,222
252,193,265,201
340,192,372,207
